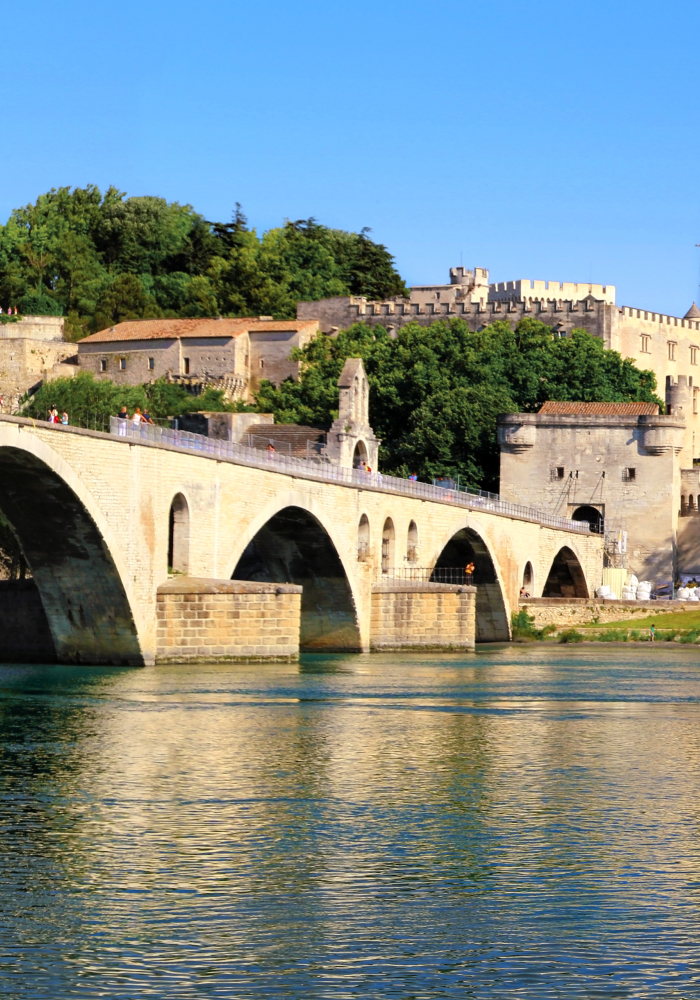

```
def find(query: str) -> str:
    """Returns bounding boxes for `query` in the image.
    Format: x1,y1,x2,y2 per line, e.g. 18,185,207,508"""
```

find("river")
1,646,700,998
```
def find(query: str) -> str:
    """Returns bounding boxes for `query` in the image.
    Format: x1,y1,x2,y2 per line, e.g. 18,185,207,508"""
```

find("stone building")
298,266,700,464
0,316,77,412
498,401,689,587
76,317,320,402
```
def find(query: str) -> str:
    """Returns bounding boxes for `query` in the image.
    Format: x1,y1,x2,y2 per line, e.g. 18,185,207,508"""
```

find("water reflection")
1,648,700,996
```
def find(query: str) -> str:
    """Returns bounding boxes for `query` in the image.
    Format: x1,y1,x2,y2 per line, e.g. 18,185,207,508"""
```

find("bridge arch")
543,545,589,598
353,440,368,468
168,492,190,574
357,514,370,562
407,520,418,563
0,436,144,664
225,492,362,652
571,504,603,533
430,517,510,642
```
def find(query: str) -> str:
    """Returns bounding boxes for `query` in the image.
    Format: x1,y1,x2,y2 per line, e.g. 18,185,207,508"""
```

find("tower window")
668,341,676,361
640,335,650,353
259,358,265,369
692,346,698,366
623,467,636,481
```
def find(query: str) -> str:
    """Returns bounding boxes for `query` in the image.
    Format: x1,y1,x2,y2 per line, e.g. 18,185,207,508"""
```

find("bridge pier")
371,582,476,652
156,579,302,663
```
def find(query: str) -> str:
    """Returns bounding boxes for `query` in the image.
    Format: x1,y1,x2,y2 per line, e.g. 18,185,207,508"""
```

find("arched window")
357,514,370,562
168,493,190,574
407,521,418,563
682,494,687,513
522,561,534,593
382,518,395,575
690,495,696,511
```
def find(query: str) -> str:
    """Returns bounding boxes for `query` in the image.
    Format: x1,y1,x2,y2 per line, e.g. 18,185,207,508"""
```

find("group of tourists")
0,307,18,316
116,406,154,435
47,406,69,425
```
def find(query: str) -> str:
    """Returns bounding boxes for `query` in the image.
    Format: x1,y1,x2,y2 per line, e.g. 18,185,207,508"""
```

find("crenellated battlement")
620,305,700,332
490,279,616,305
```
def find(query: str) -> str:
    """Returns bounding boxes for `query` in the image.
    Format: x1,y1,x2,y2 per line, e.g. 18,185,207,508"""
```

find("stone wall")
498,411,682,584
0,338,76,412
0,579,56,662
156,578,302,662
520,598,697,629
371,583,476,651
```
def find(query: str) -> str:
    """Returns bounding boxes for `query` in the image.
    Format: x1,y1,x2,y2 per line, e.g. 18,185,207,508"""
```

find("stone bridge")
0,416,603,664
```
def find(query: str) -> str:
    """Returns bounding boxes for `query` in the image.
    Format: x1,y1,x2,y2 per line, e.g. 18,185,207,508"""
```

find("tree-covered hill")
0,187,407,338
253,317,662,491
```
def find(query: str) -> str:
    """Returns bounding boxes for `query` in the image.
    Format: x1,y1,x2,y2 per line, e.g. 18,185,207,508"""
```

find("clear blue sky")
2,0,699,316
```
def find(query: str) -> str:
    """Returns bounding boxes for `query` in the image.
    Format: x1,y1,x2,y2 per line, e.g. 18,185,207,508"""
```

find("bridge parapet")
108,416,590,534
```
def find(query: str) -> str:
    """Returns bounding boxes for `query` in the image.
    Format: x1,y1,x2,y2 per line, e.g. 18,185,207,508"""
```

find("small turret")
325,358,380,470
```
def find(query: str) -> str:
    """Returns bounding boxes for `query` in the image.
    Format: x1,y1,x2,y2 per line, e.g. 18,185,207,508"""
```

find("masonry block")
370,583,476,651
156,578,302,662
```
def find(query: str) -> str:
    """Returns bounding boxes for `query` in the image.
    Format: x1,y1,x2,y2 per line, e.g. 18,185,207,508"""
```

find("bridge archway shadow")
0,447,142,664
543,546,589,598
433,527,509,642
232,505,361,652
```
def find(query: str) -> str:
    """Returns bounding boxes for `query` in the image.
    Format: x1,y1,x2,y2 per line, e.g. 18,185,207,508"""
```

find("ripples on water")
1,647,700,998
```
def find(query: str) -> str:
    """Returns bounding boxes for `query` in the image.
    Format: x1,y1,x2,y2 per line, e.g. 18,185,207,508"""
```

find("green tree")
0,189,408,329
93,273,160,329
254,319,661,490
22,372,236,426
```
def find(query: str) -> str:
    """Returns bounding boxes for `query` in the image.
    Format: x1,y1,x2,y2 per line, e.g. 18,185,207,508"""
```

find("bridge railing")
377,567,475,585
107,416,590,534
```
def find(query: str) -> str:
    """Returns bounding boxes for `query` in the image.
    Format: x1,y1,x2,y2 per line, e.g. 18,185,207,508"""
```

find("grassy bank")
579,609,700,631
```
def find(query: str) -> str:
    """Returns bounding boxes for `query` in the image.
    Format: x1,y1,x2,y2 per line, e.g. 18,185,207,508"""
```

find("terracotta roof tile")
539,401,659,415
80,317,319,344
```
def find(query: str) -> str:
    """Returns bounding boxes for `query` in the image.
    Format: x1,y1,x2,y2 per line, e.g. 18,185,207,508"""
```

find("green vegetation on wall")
22,372,235,425
0,188,407,338
253,317,661,491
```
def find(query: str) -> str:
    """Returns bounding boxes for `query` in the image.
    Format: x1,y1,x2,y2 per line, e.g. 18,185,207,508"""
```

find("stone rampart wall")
521,598,696,629
156,579,302,662
0,339,76,412
371,583,476,651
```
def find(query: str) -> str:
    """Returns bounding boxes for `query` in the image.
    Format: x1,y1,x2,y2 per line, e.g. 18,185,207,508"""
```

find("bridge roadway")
0,416,604,664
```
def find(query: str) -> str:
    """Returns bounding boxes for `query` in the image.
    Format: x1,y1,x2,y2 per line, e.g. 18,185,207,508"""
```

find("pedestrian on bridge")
117,406,128,436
